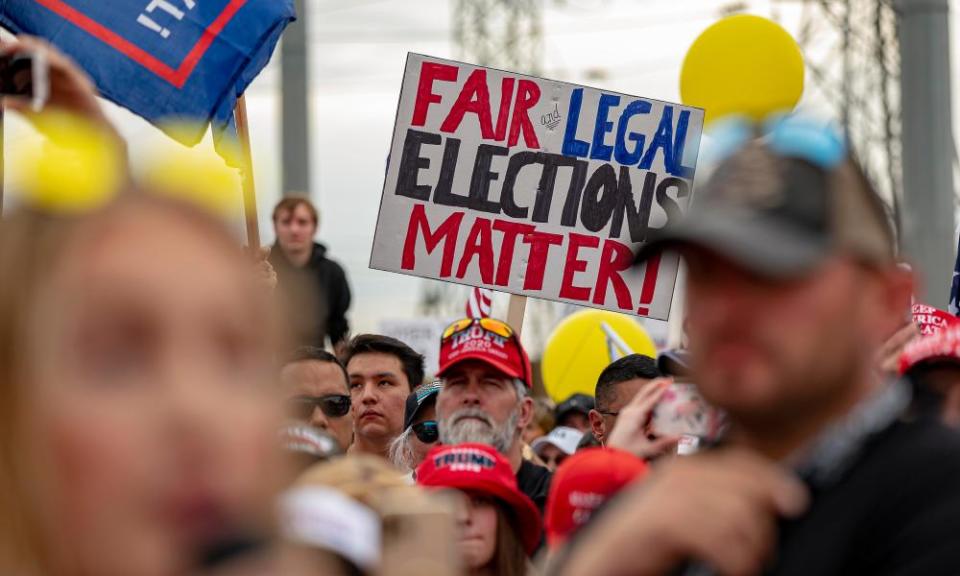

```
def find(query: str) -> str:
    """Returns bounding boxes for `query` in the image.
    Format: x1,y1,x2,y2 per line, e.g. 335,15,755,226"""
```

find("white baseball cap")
279,486,381,571
532,426,585,457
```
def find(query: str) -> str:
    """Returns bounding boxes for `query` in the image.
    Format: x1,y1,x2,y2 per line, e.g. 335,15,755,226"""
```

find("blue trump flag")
0,0,295,163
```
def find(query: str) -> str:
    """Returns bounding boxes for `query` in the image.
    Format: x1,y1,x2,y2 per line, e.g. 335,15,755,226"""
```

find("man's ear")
518,395,534,432
874,263,916,340
588,409,605,444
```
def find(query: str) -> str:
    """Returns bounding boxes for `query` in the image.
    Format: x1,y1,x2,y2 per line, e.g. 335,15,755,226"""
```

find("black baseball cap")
636,119,895,278
657,349,692,379
556,393,595,423
403,380,442,430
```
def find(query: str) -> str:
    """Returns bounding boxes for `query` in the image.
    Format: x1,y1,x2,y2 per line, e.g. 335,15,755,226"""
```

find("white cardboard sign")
371,54,704,320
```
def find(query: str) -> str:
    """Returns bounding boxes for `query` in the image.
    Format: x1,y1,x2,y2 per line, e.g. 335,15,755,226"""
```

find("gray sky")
5,0,958,347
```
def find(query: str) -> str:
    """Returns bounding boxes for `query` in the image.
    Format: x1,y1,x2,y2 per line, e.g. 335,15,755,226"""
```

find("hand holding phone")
0,49,49,111
650,382,725,441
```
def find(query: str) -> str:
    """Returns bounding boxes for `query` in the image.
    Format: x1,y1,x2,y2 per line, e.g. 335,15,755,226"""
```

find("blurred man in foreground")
561,119,960,575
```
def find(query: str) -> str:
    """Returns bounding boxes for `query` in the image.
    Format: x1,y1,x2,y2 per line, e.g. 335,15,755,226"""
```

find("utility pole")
896,0,955,306
453,0,542,75
421,0,547,339
281,0,311,198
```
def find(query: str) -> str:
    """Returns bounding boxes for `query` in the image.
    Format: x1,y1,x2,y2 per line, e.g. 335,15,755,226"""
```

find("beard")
439,406,519,453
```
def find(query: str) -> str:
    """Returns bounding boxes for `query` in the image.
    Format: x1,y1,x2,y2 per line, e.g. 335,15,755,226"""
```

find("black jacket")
554,386,960,576
269,242,351,348
517,459,553,514
763,413,960,575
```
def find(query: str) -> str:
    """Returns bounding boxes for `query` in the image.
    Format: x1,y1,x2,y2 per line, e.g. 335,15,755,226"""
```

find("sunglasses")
441,317,530,386
287,394,351,420
411,420,439,444
442,317,514,340
706,114,846,170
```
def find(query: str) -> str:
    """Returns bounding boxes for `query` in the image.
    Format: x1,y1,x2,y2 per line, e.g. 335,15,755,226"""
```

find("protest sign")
370,54,704,320
379,318,452,376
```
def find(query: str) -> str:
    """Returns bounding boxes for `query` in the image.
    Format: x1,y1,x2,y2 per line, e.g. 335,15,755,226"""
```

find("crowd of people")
5,36,960,576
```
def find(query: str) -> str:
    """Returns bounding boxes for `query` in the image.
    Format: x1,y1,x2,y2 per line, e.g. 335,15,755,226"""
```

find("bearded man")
434,318,552,513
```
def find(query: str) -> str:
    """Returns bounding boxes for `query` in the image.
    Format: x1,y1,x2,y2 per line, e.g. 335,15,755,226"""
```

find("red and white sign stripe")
466,287,493,318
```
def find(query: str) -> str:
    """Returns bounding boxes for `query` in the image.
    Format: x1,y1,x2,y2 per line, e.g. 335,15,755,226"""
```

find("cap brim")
657,350,691,378
635,210,830,279
443,478,543,554
533,436,579,457
436,352,525,384
403,388,440,431
531,437,552,453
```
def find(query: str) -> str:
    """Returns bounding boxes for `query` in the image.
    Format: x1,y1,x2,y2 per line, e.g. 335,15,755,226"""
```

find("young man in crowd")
280,347,354,453
588,353,661,445
560,128,960,575
343,334,424,460
434,318,553,513
269,196,352,350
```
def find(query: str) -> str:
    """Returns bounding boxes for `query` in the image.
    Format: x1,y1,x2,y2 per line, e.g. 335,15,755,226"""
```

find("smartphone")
650,382,725,443
0,50,49,111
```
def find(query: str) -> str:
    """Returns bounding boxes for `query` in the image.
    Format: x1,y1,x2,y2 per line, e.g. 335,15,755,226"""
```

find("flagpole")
0,103,5,216
233,94,260,251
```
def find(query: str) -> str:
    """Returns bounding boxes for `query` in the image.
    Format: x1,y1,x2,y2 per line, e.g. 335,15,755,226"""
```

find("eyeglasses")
706,114,846,170
287,394,351,420
598,410,620,418
411,420,439,444
442,317,515,341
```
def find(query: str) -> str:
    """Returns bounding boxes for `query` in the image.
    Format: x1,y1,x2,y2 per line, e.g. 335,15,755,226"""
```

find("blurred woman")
0,192,285,576
416,443,541,576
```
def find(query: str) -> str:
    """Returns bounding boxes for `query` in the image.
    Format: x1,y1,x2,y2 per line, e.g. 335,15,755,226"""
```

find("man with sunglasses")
434,317,552,514
558,119,960,575
281,347,354,453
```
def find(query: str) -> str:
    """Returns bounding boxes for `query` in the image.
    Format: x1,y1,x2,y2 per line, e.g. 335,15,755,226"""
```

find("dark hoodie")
269,242,351,349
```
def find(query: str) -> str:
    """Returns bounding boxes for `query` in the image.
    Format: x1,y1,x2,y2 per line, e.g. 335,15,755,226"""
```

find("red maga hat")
912,303,960,337
416,443,542,554
545,447,648,547
899,324,960,375
437,318,533,388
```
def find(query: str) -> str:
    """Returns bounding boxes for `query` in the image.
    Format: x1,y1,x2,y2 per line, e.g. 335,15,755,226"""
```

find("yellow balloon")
140,137,242,221
541,310,657,403
11,112,124,214
680,14,804,125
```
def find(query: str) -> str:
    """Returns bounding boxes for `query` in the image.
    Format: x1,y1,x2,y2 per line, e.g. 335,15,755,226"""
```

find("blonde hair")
0,192,257,574
0,207,78,574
